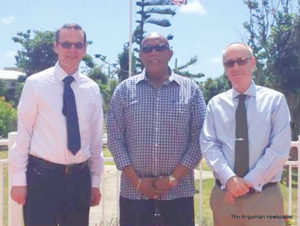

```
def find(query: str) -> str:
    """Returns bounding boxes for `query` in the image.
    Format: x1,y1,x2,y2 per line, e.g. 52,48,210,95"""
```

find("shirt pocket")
125,100,153,128
164,103,190,135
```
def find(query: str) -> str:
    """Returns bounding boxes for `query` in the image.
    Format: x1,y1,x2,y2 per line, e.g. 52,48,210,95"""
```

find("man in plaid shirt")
107,32,206,226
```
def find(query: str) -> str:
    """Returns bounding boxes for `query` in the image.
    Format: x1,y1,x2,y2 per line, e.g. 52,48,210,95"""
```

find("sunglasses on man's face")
58,41,85,49
140,43,170,54
223,57,251,68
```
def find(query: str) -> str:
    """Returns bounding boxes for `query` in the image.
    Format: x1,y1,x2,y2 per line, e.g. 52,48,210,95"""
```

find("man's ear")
54,42,58,54
251,57,256,71
168,49,173,61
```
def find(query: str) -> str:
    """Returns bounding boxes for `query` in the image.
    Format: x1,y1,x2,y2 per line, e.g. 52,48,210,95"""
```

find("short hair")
222,42,254,60
55,23,86,43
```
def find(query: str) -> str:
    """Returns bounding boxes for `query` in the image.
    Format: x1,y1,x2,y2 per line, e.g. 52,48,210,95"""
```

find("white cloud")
179,0,207,15
210,57,222,64
1,15,15,25
5,50,17,59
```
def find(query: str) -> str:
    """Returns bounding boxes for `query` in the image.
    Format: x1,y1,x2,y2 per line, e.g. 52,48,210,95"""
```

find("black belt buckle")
65,162,87,174
65,164,76,175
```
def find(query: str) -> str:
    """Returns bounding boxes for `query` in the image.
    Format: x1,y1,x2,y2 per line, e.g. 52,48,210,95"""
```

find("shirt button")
154,144,158,147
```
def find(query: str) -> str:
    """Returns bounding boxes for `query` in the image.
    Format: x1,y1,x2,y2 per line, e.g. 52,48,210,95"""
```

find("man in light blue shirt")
200,42,291,226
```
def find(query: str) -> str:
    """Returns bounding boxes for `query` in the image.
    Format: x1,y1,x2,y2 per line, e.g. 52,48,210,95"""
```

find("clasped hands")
225,176,251,204
135,176,173,199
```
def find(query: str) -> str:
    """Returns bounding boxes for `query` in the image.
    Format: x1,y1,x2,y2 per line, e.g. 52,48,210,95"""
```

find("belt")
29,155,88,175
215,179,277,193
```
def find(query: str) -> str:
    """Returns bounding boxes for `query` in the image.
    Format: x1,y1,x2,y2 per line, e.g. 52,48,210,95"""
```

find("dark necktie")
234,94,249,177
62,76,81,154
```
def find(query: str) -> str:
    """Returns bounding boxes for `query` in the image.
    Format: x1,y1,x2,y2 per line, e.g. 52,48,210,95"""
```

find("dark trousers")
23,156,91,226
120,196,195,226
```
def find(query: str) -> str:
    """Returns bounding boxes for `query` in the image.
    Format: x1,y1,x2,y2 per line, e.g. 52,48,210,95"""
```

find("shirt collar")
136,68,180,86
232,80,257,99
54,62,80,83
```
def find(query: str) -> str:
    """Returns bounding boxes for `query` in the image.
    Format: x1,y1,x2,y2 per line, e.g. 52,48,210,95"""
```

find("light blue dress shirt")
200,81,291,191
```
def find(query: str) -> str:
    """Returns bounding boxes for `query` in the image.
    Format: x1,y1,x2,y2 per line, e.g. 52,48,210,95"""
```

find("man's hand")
11,186,27,205
153,176,172,193
226,176,250,198
90,187,101,206
139,178,163,199
225,190,235,204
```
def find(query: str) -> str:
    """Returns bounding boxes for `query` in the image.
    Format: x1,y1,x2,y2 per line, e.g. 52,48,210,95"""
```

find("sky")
0,0,251,79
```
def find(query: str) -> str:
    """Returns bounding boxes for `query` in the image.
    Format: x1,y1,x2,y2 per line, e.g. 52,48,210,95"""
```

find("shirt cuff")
11,172,27,186
218,166,236,187
244,170,265,189
91,175,101,188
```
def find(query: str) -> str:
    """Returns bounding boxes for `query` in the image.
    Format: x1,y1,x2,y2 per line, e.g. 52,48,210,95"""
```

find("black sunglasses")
58,41,85,49
140,44,170,53
224,57,251,68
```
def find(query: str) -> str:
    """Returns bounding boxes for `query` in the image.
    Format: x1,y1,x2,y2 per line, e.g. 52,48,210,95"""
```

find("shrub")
0,96,17,138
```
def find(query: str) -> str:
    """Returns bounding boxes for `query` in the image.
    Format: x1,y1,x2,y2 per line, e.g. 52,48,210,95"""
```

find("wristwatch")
169,175,178,187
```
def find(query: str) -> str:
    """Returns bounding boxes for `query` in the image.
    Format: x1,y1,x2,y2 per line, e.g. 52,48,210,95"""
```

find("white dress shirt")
200,81,291,191
10,63,104,187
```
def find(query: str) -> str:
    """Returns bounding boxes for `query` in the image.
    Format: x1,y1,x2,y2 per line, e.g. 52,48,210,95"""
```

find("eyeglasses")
224,57,251,68
58,41,85,49
140,44,170,53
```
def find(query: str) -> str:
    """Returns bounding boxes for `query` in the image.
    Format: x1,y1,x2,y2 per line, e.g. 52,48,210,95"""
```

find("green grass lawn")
0,151,8,159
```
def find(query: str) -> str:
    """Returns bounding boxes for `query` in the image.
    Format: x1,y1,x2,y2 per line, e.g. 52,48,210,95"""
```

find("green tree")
117,0,203,81
173,56,205,78
87,65,114,112
134,0,201,77
200,75,231,103
134,0,176,50
13,30,57,76
117,43,138,82
243,0,300,138
0,97,17,138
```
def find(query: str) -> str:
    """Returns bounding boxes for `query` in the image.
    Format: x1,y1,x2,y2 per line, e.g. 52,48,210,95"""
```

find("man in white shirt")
9,23,104,226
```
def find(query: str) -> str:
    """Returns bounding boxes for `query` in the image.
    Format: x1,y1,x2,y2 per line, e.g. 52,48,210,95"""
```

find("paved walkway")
89,166,213,226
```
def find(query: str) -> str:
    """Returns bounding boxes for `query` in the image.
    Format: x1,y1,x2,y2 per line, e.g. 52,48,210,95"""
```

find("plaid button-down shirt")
107,70,206,200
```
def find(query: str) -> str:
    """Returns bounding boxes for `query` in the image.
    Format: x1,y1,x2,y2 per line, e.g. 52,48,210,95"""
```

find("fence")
0,132,299,226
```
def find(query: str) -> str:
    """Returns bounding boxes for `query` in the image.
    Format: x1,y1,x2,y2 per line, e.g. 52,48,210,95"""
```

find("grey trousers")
210,184,285,226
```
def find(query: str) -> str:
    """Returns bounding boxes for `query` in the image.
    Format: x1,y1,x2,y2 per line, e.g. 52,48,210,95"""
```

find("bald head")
141,32,169,46
222,42,253,62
